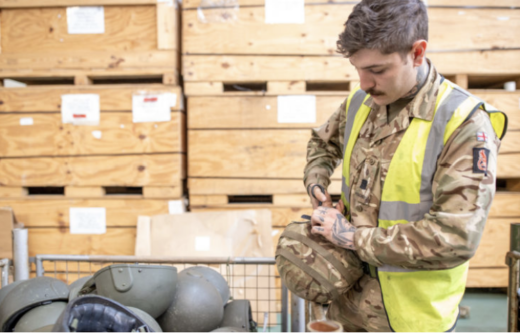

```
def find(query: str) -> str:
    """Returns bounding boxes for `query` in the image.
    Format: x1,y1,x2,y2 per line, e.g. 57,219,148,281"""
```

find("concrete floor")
457,290,508,332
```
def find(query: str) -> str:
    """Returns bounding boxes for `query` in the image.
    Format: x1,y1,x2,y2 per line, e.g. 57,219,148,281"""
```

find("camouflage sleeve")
303,98,347,191
354,109,500,269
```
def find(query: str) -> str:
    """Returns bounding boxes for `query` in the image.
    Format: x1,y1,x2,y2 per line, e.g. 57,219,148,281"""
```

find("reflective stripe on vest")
341,79,507,332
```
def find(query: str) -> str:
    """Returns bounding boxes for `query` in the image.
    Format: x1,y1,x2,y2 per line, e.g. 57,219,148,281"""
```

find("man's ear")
411,40,428,67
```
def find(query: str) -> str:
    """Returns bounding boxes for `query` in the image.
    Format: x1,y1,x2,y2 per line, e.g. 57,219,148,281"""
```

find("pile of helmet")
0,264,257,332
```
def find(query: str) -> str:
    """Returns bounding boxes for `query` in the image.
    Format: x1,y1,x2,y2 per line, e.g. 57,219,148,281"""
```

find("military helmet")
0,276,69,331
14,301,67,332
0,280,23,309
157,271,224,332
179,266,230,305
52,295,154,332
219,300,257,332
127,307,163,332
276,221,363,304
79,264,177,319
68,276,92,301
212,327,248,332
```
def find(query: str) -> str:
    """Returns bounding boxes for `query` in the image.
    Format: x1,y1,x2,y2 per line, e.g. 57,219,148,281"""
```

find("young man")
304,0,507,331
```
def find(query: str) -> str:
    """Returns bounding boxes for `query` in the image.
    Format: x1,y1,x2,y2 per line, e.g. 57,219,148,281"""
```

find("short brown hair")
337,0,428,57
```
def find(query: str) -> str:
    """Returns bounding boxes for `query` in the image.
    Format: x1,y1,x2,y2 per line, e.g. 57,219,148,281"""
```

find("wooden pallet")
183,4,520,55
0,1,179,80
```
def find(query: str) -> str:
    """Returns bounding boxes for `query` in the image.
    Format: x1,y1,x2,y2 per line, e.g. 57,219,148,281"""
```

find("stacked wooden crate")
0,0,184,258
183,0,520,287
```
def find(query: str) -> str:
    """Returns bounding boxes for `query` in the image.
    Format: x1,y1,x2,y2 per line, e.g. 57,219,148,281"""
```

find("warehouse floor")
457,289,507,332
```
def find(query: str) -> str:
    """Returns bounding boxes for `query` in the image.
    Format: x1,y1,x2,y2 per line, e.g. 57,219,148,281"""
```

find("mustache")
366,89,384,96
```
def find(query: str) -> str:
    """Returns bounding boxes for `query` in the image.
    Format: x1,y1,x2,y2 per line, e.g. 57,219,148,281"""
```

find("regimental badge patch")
477,132,489,142
473,148,490,176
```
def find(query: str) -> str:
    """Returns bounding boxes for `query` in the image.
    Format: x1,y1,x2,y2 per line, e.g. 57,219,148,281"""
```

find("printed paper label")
61,94,100,126
195,236,211,252
132,93,172,123
277,95,316,123
20,117,34,126
70,207,106,234
265,0,305,24
168,200,186,214
67,7,105,34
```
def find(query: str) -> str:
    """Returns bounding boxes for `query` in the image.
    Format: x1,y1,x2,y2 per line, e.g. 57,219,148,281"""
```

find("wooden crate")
183,2,520,55
192,191,520,287
0,0,179,82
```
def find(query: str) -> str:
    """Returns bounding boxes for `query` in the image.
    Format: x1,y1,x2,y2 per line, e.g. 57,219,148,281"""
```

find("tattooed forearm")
331,213,356,250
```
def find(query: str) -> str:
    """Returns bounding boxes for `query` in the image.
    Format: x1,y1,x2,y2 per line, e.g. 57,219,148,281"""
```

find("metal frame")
33,254,301,332
0,259,10,288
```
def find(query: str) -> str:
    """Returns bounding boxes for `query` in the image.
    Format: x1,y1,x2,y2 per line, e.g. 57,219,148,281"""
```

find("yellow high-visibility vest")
340,78,507,332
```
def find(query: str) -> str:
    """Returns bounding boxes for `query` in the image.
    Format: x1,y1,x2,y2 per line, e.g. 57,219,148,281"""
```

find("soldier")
304,0,507,331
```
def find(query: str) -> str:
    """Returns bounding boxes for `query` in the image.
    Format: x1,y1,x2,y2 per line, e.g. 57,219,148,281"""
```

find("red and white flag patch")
477,132,489,142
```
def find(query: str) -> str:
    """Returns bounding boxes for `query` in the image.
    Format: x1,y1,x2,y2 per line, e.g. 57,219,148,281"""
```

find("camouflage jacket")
304,61,500,270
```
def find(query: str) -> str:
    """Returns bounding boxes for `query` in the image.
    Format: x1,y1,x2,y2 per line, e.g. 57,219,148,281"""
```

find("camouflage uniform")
304,61,500,331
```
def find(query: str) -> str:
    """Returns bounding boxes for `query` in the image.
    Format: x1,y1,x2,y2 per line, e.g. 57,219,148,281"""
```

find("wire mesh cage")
32,255,289,332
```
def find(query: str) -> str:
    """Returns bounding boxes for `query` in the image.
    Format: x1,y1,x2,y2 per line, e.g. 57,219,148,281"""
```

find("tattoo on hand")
331,214,356,250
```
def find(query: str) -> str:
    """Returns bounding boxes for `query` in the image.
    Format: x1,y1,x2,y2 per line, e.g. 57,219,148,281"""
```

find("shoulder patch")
473,148,490,176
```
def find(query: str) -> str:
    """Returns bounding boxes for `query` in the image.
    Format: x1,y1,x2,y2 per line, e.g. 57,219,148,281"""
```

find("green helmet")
127,307,163,332
0,281,23,309
276,221,364,304
179,267,230,305
219,300,257,332
13,301,67,332
212,327,248,332
79,264,177,319
68,276,92,302
0,277,69,332
157,271,224,332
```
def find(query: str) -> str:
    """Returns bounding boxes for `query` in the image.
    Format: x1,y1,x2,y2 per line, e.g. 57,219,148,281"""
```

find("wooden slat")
498,154,520,178
187,95,345,129
0,50,178,71
0,153,185,186
65,186,106,198
190,194,313,208
142,186,183,199
0,112,185,157
183,6,520,55
183,51,520,82
0,0,160,7
28,227,136,256
0,84,183,112
157,2,178,51
183,0,519,9
188,178,342,195
466,268,508,288
188,129,342,179
0,198,170,227
472,90,520,131
489,192,520,218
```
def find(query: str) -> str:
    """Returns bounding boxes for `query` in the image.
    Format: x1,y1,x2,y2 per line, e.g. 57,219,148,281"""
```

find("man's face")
349,48,417,106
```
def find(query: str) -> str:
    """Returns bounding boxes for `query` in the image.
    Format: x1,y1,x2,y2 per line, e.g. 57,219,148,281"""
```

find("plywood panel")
28,227,136,256
0,198,170,227
183,51,520,82
187,96,345,129
497,154,520,178
183,6,520,54
0,112,184,157
0,85,183,112
0,0,160,7
188,129,342,179
0,153,185,186
466,268,508,288
1,6,157,53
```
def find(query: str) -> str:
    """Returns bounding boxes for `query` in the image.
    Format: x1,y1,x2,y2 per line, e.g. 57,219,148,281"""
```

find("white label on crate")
265,0,305,24
4,79,27,88
277,95,316,123
61,94,100,126
166,93,177,107
70,207,106,234
132,94,172,123
168,200,186,214
91,130,102,139
19,117,34,126
195,237,211,252
67,7,105,34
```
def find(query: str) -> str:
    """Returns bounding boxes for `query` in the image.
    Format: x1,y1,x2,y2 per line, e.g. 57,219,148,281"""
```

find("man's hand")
311,206,356,250
308,183,333,209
